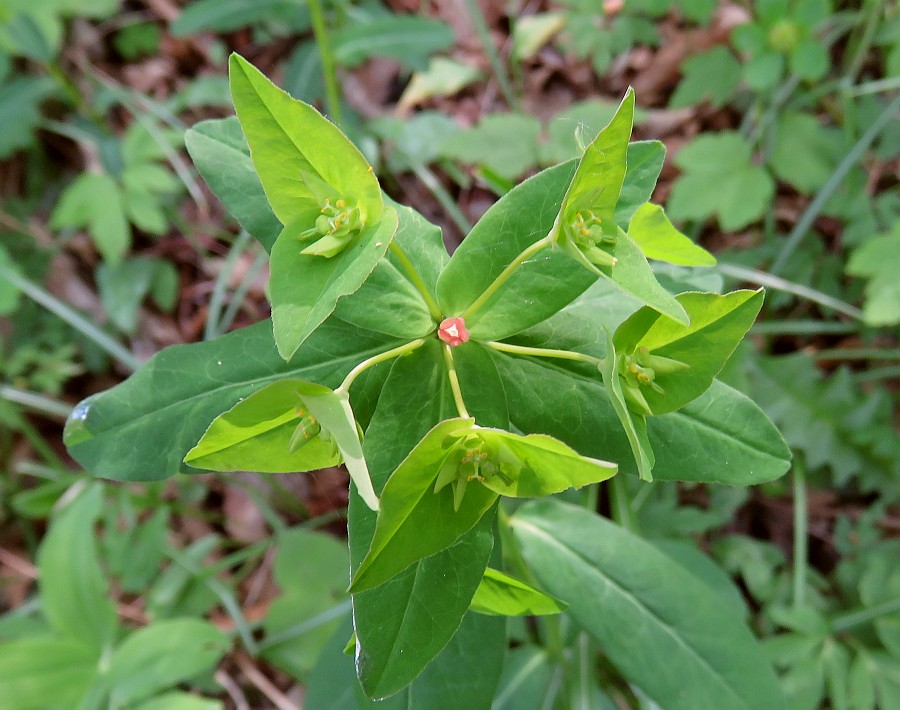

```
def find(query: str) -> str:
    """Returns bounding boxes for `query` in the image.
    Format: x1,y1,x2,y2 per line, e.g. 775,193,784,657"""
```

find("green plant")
63,55,793,705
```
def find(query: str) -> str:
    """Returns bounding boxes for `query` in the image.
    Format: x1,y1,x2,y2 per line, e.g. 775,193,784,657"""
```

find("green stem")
0,262,141,372
205,231,251,341
307,0,342,124
442,344,470,419
485,340,603,369
769,93,900,276
336,339,425,395
407,161,473,235
792,456,808,609
460,0,517,109
854,365,900,383
0,386,72,420
844,0,886,82
459,235,553,321
813,348,900,361
832,595,900,633
751,320,858,336
389,241,442,320
609,475,636,533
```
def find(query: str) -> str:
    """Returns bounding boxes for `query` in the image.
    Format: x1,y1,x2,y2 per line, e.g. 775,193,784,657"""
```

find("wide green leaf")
454,342,509,429
0,636,98,709
333,15,455,72
269,206,397,358
627,202,716,266
349,344,494,697
496,353,791,485
512,499,786,710
64,318,402,482
106,619,229,706
228,53,382,227
184,117,282,252
36,485,118,653
613,289,764,414
435,160,595,337
131,693,222,710
183,380,341,473
171,0,305,36
470,568,567,616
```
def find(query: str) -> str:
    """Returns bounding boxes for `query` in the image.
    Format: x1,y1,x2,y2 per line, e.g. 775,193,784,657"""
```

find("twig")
234,653,299,710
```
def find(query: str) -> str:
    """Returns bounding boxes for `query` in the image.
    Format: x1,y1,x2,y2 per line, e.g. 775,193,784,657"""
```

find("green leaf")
261,528,350,680
670,46,741,109
614,140,666,228
512,12,565,61
270,207,397,359
333,16,455,72
107,619,229,705
0,75,56,158
184,117,282,252
454,342,509,429
435,161,596,338
64,318,402,482
668,132,774,231
496,352,791,485
511,499,786,710
349,344,495,697
768,112,838,194
0,636,98,709
470,568,567,616
846,221,900,326
50,172,129,264
36,485,118,652
228,53,382,227
627,203,717,266
441,113,542,181
350,417,499,594
0,245,22,315
183,380,342,473
171,0,306,36
613,289,765,414
96,257,170,333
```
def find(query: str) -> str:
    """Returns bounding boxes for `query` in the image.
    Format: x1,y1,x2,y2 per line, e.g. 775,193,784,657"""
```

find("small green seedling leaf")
470,568,567,616
185,379,379,511
627,203,716,267
351,417,616,593
613,289,765,415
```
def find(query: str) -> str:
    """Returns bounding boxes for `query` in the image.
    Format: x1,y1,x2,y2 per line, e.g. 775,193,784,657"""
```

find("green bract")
64,57,790,704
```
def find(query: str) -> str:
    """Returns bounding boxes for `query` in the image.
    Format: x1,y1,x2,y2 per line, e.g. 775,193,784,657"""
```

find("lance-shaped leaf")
229,53,382,228
186,379,379,510
470,568,567,616
627,202,717,267
183,380,340,473
600,330,655,481
615,140,666,228
613,289,764,415
554,89,688,324
269,206,397,359
351,418,617,593
511,499,785,710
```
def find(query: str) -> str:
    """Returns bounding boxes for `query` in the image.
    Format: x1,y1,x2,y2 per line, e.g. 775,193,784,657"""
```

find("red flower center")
438,317,470,347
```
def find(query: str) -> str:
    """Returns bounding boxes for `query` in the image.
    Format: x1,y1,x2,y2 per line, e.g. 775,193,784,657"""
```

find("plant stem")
205,231,251,341
0,262,141,372
336,339,425,395
0,387,72,420
751,320,858,336
460,0,518,109
389,241,442,320
407,161,473,235
717,262,864,320
459,235,553,321
832,595,900,633
485,340,603,369
792,456,808,609
609,475,637,533
843,0,886,82
307,0,342,124
769,93,900,276
442,344,470,418
854,365,900,383
813,347,900,361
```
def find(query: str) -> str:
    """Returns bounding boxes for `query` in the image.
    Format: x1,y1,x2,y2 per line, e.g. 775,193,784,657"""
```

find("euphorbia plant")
65,55,791,707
